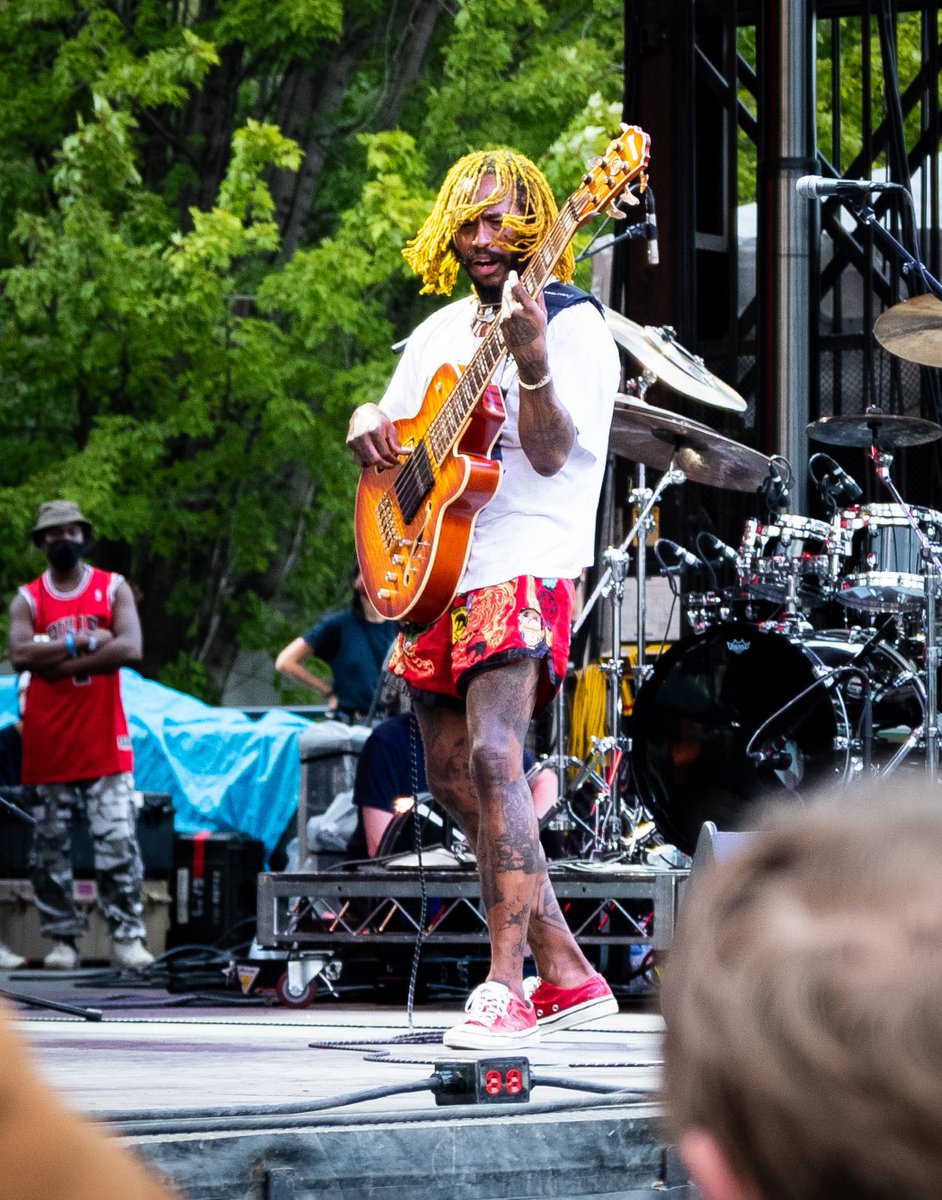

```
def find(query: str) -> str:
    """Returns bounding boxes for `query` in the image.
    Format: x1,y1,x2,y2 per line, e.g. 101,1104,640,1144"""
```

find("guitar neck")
426,200,581,465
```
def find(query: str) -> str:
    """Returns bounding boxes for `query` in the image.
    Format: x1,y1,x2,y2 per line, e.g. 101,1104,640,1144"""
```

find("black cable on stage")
101,1078,438,1125
83,992,270,1009
404,707,429,1029
102,1079,653,1136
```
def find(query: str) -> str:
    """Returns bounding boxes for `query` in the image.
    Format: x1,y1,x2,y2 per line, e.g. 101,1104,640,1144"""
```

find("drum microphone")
697,531,739,566
654,538,700,573
809,453,863,505
644,185,659,266
796,175,900,199
747,738,794,772
760,456,792,513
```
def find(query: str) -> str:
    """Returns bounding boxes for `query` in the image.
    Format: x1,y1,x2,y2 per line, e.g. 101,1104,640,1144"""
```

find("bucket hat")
30,500,93,546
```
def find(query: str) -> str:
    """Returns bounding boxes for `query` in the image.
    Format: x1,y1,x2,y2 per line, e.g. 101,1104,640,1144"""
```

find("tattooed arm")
500,271,575,476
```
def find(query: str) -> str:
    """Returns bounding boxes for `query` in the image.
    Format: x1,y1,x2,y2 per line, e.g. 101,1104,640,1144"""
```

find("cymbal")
807,411,942,448
610,396,772,491
873,294,942,367
604,308,747,413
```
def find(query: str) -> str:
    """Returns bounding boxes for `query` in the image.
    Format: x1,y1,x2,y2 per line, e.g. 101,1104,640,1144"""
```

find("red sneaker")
442,981,540,1049
523,972,618,1032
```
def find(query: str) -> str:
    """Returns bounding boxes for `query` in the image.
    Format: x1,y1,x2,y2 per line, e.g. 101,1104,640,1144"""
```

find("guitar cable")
404,706,428,1030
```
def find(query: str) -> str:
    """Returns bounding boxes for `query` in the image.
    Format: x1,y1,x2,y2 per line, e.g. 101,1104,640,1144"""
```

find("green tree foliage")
0,0,624,700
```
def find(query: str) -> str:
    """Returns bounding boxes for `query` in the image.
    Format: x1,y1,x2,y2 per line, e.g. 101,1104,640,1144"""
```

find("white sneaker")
44,941,79,970
112,938,155,970
0,942,26,970
442,981,540,1049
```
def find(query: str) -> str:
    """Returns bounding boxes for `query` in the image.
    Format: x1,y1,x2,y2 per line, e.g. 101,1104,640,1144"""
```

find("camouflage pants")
29,772,146,941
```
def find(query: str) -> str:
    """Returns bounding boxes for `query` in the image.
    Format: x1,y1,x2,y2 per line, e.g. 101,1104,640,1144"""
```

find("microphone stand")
839,192,942,300
0,789,102,1021
567,460,685,856
869,439,942,780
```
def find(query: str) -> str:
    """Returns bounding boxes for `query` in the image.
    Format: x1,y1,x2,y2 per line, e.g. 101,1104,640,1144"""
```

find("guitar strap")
491,282,604,461
541,281,605,321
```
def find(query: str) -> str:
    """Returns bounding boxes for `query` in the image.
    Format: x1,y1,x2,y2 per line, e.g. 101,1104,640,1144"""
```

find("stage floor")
1,967,686,1199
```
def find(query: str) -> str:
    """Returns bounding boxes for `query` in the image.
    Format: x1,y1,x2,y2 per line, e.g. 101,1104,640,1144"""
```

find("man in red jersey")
7,500,154,971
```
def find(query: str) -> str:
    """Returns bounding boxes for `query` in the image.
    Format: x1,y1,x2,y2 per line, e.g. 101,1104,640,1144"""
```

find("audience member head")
661,784,942,1200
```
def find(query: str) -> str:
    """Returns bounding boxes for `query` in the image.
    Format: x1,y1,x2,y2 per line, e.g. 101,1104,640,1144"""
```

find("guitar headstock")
572,124,651,225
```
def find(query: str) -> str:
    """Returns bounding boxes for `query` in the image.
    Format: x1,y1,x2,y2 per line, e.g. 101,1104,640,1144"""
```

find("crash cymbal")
604,308,748,413
873,294,942,367
610,396,772,491
807,411,942,448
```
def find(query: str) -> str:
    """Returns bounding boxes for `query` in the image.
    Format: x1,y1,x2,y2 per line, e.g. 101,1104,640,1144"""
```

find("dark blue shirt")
303,607,397,718
352,713,534,820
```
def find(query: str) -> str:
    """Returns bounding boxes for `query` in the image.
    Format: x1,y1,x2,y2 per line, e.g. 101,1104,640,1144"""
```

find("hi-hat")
807,410,942,448
604,308,748,413
610,396,772,491
873,294,942,367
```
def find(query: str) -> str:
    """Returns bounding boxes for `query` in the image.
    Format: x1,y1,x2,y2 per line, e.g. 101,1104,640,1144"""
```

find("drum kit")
545,301,942,861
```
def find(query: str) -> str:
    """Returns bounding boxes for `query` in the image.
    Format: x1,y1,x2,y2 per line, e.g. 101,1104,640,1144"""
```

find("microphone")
796,175,899,200
644,186,659,266
654,538,700,573
697,532,739,566
759,457,791,513
810,453,863,506
747,739,794,772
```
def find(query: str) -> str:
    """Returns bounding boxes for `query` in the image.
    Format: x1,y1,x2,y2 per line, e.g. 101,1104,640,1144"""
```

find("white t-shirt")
378,290,620,593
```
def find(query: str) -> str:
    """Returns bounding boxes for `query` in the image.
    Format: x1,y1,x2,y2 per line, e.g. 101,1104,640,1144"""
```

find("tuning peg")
607,202,627,220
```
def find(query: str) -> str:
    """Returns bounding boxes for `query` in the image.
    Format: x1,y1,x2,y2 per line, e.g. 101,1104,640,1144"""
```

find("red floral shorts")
388,575,574,713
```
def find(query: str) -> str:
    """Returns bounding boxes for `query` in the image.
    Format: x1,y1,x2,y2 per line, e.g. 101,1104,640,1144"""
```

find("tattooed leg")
414,672,595,996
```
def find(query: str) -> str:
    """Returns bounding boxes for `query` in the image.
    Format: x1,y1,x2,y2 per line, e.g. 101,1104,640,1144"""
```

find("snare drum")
837,503,942,611
738,513,833,605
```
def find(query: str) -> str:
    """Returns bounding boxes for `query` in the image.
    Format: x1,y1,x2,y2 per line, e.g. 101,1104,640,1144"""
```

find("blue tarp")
0,671,309,858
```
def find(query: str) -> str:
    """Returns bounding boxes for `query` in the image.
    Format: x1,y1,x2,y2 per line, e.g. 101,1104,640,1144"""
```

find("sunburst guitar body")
355,123,652,623
355,365,505,622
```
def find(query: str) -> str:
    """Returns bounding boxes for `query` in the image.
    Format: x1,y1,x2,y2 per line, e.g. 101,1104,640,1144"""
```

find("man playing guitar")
346,148,620,1048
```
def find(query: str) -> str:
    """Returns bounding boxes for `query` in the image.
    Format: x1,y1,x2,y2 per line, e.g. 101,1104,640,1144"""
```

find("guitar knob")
391,554,404,565
376,588,392,600
384,572,398,583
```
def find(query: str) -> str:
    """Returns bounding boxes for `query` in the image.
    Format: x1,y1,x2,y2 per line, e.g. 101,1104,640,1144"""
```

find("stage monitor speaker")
686,821,762,896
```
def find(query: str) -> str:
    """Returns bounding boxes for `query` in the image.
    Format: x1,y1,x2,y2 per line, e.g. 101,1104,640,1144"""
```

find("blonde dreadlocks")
403,149,575,296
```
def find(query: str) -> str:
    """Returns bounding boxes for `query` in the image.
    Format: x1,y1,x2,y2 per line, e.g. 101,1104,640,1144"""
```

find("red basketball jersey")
18,566,134,784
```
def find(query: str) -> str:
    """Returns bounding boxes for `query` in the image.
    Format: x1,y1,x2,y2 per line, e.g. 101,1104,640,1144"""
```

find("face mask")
45,539,83,571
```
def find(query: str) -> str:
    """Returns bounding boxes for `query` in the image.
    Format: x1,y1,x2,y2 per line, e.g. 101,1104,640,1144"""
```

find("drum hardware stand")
870,439,942,780
559,461,686,857
779,557,813,639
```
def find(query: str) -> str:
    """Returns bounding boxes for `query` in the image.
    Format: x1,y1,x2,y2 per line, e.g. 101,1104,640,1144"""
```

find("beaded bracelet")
517,370,552,392
87,634,98,654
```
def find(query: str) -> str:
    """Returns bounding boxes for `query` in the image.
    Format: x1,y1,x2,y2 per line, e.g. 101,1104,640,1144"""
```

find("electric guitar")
355,124,651,623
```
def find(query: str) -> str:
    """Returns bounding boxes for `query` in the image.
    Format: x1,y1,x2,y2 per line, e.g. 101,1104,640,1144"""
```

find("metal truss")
256,864,687,952
623,1,942,524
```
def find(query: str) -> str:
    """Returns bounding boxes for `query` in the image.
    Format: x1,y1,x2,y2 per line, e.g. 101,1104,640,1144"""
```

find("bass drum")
630,622,924,856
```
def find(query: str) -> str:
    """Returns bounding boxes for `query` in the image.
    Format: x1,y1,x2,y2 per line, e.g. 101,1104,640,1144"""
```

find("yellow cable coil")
568,664,608,767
